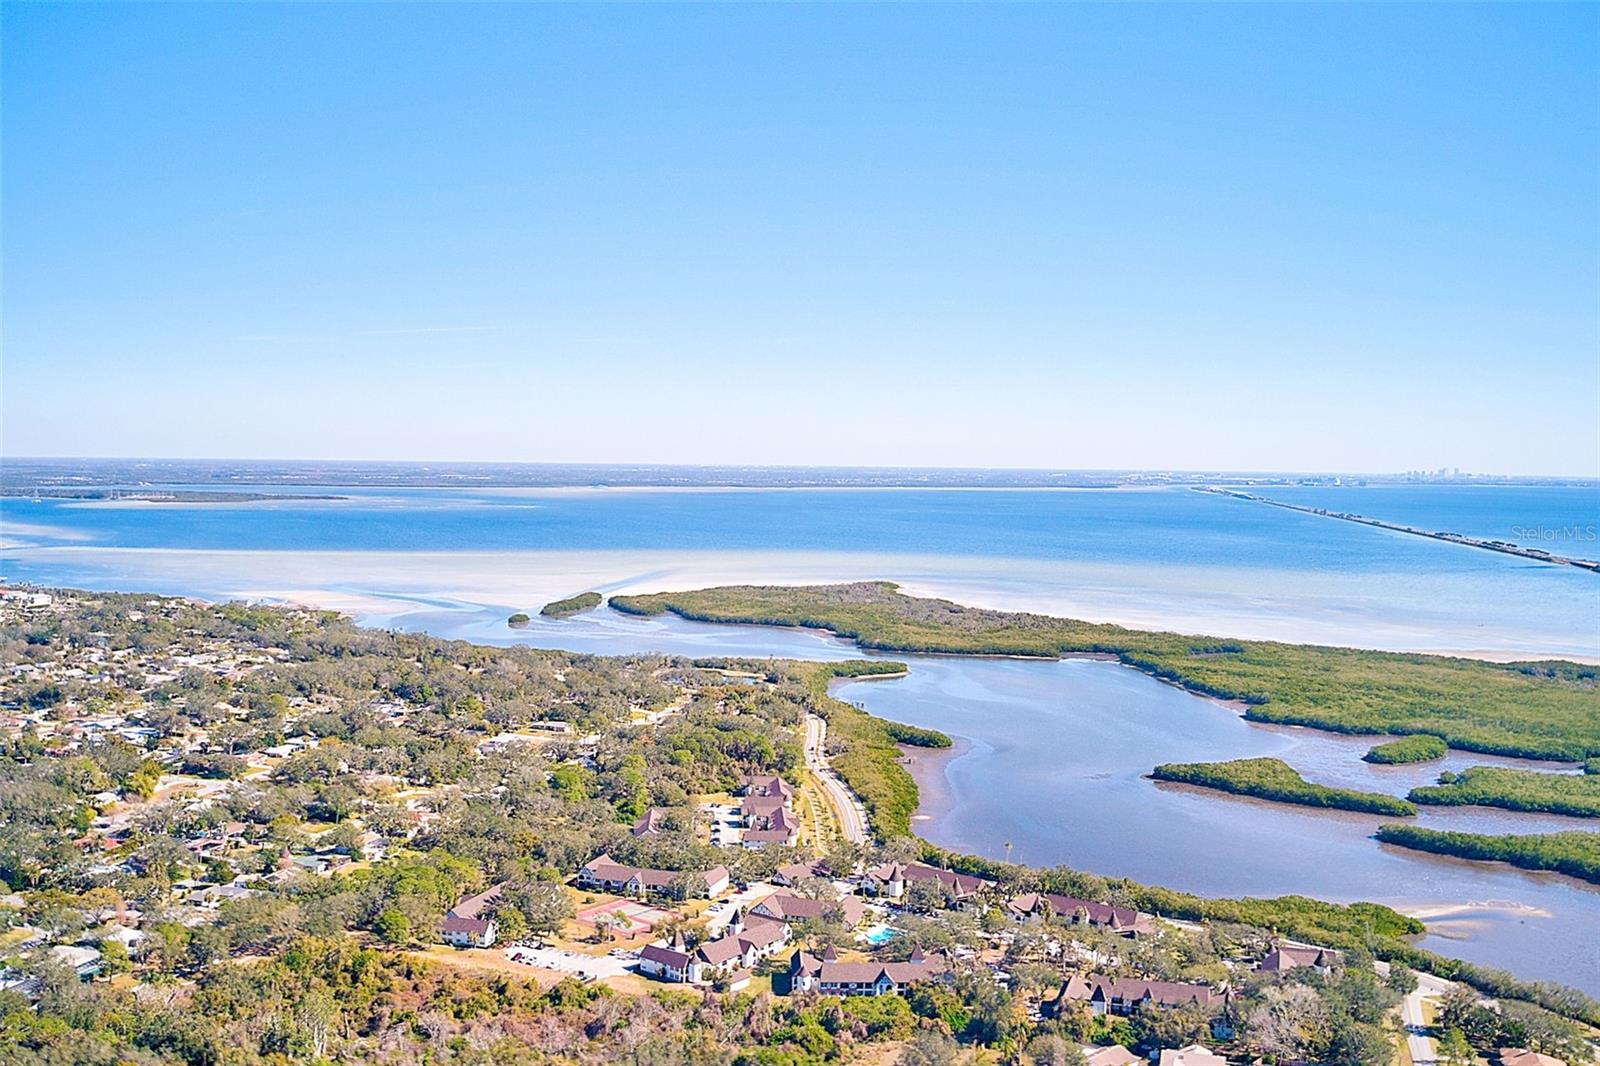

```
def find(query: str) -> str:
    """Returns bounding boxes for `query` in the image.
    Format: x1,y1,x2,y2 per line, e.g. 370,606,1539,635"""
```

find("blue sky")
4,4,1596,474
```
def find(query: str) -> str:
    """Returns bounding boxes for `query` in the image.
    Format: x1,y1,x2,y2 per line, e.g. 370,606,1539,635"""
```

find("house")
1007,892,1155,936
441,883,504,948
190,883,257,909
741,807,800,849
751,889,867,928
741,795,789,824
442,913,498,948
735,779,800,849
1085,1047,1142,1066
786,945,948,997
577,854,730,899
450,883,504,920
1258,944,1340,975
1159,1045,1228,1066
900,863,993,903
1048,974,1221,1017
631,808,671,836
693,914,792,980
99,926,146,956
48,945,102,980
743,775,795,800
858,862,907,899
639,939,696,983
1500,1051,1566,1066
772,858,830,886
637,914,792,984
359,830,388,860
283,853,350,877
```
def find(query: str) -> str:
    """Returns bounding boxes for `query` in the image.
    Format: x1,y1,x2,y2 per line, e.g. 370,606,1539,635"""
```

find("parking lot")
504,944,635,981
702,880,774,935
705,803,744,847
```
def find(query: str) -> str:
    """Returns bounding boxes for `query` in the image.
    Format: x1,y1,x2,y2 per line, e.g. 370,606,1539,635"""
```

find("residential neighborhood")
0,588,1594,1066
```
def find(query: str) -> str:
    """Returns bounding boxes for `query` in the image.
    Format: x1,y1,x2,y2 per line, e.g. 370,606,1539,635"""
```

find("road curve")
805,713,870,844
1399,970,1453,1066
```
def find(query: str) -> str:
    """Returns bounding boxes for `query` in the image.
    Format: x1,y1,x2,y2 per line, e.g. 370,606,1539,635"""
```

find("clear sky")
3,3,1596,475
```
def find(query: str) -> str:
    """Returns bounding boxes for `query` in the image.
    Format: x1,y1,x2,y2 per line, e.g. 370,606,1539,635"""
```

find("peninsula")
1151,757,1418,816
608,582,1600,761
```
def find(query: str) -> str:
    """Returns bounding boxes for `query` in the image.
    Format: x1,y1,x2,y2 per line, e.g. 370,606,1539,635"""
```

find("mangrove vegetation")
540,591,603,617
1408,766,1600,818
1151,758,1418,816
1374,826,1600,885
1364,735,1448,764
609,582,1600,760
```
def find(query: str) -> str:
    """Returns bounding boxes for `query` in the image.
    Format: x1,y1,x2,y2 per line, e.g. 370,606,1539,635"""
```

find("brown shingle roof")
1057,974,1219,1009
448,883,504,920
1258,945,1340,972
903,863,992,897
640,943,692,970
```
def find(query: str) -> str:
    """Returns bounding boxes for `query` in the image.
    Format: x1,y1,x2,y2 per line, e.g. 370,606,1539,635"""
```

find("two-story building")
1006,892,1155,936
785,945,948,997
577,854,730,899
441,883,504,948
1047,974,1223,1018
637,910,793,984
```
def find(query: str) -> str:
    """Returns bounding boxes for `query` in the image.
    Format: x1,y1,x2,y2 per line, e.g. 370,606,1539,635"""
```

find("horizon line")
2,455,1596,482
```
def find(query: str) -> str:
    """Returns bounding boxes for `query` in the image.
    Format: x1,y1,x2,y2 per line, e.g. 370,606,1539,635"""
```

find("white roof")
1159,1045,1227,1066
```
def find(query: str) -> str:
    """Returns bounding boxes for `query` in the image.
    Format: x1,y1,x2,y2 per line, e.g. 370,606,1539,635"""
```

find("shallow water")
823,654,1599,994
468,607,1600,995
2,484,1596,658
2,483,1597,992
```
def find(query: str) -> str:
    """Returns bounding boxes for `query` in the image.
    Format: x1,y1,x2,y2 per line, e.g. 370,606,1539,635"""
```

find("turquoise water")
863,926,897,946
2,479,1598,991
2,484,1595,658
1253,485,1600,555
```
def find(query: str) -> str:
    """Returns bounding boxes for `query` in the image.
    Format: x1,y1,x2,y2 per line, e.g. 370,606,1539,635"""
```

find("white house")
441,884,503,948
48,945,103,980
1159,1045,1228,1066
637,914,792,985
441,913,498,948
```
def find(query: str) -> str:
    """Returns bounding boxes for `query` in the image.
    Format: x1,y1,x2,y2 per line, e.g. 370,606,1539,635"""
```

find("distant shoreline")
1,488,347,503
5,456,1597,492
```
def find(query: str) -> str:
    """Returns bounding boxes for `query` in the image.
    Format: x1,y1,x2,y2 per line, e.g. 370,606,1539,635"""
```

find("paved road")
1399,970,1453,1066
805,714,870,844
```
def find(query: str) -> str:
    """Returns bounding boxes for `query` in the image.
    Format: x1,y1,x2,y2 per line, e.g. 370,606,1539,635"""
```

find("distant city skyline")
4,4,1597,476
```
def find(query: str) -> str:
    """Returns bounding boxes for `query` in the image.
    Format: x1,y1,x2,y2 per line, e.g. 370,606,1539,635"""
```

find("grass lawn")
1390,1019,1414,1066
796,771,842,848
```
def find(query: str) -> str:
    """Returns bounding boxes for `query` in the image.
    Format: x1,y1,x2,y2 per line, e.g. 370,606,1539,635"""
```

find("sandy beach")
5,543,1595,661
